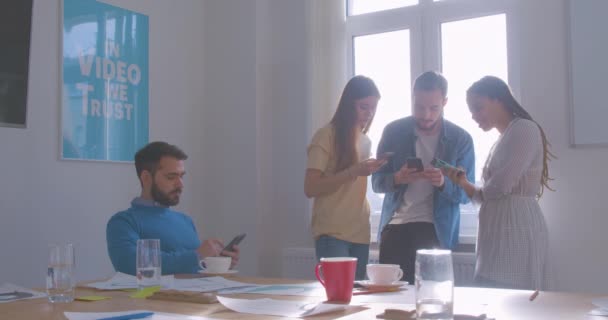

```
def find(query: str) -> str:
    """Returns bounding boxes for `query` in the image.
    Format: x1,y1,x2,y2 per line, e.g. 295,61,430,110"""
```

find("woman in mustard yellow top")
304,75,386,279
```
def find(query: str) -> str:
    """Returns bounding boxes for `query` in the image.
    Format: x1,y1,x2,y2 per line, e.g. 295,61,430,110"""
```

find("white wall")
198,0,313,277
0,0,208,287
197,0,260,276
253,0,313,277
516,0,608,293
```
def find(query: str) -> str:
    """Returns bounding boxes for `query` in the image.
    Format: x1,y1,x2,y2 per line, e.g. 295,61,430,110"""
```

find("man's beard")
416,119,439,132
151,183,182,207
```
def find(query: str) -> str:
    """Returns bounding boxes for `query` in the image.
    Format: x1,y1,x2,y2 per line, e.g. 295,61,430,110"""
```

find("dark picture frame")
0,0,33,128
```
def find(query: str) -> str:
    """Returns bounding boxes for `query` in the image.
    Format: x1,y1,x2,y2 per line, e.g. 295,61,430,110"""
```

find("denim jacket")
371,117,475,249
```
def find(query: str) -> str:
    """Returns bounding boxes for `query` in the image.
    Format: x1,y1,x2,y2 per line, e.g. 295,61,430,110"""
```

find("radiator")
281,247,476,286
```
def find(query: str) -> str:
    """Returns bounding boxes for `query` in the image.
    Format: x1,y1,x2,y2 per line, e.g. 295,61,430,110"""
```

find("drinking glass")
136,239,161,289
415,249,454,320
46,244,75,303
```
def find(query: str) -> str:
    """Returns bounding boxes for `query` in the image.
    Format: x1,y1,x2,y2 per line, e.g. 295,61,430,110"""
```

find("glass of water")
136,239,161,289
46,244,75,303
415,249,454,320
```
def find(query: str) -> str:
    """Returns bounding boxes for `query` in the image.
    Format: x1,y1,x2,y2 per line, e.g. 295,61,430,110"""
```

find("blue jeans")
315,235,369,280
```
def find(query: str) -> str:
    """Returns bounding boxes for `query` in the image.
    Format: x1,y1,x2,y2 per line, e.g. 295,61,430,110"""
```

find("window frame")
344,0,521,245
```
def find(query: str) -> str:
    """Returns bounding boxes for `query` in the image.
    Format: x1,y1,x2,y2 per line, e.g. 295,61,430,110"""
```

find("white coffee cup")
199,256,231,273
366,264,403,285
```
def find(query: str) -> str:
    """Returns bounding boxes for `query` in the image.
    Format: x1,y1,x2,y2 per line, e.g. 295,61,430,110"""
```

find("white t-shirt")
359,133,372,160
390,130,440,225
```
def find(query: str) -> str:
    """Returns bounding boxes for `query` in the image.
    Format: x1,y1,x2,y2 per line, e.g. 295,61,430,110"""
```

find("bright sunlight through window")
348,0,418,16
347,0,510,243
353,29,411,241
441,14,507,239
441,14,507,181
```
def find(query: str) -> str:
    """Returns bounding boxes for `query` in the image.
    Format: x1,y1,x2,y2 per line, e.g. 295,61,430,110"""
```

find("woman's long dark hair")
330,75,380,172
467,76,555,196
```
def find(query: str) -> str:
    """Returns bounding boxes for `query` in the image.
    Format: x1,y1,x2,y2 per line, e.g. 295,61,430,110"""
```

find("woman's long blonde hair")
330,75,380,172
467,76,556,196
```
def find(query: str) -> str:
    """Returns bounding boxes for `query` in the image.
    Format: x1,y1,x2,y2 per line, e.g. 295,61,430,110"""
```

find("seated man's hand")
197,238,224,258
221,245,240,269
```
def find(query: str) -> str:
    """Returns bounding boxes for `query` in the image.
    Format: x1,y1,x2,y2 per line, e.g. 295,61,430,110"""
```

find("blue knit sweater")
106,198,201,275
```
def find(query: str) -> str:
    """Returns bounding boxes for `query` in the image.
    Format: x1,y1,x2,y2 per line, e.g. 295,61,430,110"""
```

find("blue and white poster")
62,0,148,161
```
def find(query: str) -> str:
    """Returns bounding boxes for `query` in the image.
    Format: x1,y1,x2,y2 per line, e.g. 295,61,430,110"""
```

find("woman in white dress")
444,76,554,290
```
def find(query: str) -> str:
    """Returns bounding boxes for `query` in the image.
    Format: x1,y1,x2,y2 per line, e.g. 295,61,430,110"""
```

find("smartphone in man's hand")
406,157,424,172
221,233,246,253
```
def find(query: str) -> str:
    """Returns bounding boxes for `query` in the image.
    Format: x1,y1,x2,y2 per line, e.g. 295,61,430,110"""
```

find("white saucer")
357,280,408,290
592,297,608,309
198,269,238,276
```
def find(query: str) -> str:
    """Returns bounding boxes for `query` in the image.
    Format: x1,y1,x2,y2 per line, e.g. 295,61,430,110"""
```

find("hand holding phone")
394,157,424,185
406,157,424,173
430,158,464,176
221,233,246,253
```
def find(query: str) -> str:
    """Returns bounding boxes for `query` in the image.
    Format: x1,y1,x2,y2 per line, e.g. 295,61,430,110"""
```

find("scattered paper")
593,297,608,310
247,285,325,297
590,297,608,317
86,274,265,294
0,283,46,303
589,308,608,317
217,296,346,318
65,310,212,320
220,284,325,297
85,273,174,290
171,276,264,293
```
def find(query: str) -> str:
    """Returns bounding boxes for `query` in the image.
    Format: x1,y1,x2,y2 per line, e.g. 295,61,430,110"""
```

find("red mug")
315,257,357,303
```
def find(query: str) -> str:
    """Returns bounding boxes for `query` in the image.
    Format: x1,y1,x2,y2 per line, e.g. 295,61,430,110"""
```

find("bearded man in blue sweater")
106,141,239,275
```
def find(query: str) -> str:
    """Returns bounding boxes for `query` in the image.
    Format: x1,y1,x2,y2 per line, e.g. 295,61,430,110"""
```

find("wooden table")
1,276,606,319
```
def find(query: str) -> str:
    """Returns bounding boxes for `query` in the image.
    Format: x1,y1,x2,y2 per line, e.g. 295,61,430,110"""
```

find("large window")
346,0,514,244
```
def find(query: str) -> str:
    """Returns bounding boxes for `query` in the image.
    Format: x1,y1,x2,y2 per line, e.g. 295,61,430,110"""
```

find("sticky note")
129,286,161,299
75,295,112,301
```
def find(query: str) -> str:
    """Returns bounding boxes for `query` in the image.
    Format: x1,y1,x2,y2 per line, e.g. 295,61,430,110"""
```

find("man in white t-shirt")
372,71,475,283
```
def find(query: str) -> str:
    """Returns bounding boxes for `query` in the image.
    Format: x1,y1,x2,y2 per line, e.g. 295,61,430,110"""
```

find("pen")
529,289,539,301
97,312,154,320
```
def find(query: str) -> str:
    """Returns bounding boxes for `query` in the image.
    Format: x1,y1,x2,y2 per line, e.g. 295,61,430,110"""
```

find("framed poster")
0,0,33,128
568,0,608,147
62,0,149,161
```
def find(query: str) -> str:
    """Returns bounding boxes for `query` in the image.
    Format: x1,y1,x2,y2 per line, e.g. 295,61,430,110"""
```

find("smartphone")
406,157,424,172
431,158,464,176
222,233,246,253
377,151,395,160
